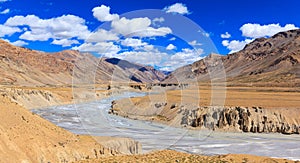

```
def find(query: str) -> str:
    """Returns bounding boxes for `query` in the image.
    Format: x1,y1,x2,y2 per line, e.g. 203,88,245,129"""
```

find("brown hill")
0,40,164,86
0,93,141,162
164,29,300,86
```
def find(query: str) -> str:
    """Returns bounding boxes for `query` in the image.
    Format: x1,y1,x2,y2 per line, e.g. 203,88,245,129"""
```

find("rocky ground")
76,150,298,163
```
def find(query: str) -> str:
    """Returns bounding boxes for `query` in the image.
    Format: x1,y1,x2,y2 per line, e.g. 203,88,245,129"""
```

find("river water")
32,92,300,161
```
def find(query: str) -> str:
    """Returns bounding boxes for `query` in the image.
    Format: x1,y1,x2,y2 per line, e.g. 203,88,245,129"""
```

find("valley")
0,29,299,162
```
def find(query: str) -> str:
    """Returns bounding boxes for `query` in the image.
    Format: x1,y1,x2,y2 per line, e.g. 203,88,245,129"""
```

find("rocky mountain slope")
164,29,300,86
0,40,164,86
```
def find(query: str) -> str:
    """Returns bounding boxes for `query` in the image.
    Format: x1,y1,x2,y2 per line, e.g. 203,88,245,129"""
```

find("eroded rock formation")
180,106,300,134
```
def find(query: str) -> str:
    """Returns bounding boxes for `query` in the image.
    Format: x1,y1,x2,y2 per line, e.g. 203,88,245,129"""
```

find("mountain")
96,58,165,83
164,29,300,86
0,40,165,86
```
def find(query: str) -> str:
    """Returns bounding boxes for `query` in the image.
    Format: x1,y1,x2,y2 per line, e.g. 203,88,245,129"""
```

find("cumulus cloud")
111,17,172,37
163,48,203,71
0,8,10,14
92,5,119,22
121,38,147,47
240,23,298,38
3,39,28,46
0,24,21,37
116,51,169,67
5,14,90,41
169,37,176,41
170,48,203,63
152,17,164,27
11,40,28,46
166,44,176,50
220,32,231,38
142,44,155,51
153,17,164,23
116,47,203,71
72,42,120,56
164,3,189,15
222,39,253,53
188,40,202,46
112,17,150,36
51,39,79,47
222,23,298,53
131,27,172,37
86,29,119,42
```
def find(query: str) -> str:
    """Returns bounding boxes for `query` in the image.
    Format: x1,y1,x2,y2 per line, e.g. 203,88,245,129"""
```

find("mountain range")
164,29,300,86
0,40,165,86
1,29,300,87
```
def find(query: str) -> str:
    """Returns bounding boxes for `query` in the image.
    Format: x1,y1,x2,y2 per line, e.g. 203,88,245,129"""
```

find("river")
32,92,300,161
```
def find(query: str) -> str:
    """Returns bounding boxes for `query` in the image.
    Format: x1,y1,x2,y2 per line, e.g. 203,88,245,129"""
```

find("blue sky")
0,0,299,71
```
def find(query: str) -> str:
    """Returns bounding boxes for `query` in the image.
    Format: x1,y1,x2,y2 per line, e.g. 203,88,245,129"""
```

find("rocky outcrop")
180,106,300,134
95,137,142,155
0,87,61,109
110,97,300,135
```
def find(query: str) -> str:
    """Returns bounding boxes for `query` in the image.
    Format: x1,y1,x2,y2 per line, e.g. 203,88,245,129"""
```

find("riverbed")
32,92,300,161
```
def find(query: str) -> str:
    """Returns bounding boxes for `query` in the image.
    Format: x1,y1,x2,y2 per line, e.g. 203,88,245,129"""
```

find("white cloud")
152,17,164,27
220,32,231,38
0,24,21,37
121,38,147,47
0,8,10,14
153,17,164,23
170,48,203,63
240,23,298,38
131,27,172,37
86,29,119,42
163,48,203,71
112,17,150,36
164,3,189,15
11,40,28,46
117,47,203,71
51,39,79,47
169,37,176,41
0,0,9,2
221,23,299,54
201,31,210,37
143,44,155,51
19,31,52,41
3,39,28,47
72,42,120,56
111,17,172,37
116,51,169,66
92,5,119,22
5,14,90,41
166,43,176,50
222,39,253,53
188,40,202,46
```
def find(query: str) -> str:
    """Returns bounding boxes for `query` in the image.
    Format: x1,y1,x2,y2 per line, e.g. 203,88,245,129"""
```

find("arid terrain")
0,29,300,162
0,91,141,162
77,150,297,163
111,85,300,134
110,29,300,134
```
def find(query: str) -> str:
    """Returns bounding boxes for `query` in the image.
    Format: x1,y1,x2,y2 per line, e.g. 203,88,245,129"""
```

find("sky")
0,0,299,71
